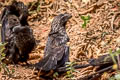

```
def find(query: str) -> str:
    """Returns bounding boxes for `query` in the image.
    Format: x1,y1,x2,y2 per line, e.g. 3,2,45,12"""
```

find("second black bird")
0,1,36,64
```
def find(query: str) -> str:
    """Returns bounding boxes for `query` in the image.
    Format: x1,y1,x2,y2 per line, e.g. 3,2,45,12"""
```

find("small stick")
56,64,90,72
111,12,120,30
81,65,113,80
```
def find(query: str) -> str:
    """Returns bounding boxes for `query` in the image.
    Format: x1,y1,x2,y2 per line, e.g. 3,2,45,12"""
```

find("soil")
1,0,120,80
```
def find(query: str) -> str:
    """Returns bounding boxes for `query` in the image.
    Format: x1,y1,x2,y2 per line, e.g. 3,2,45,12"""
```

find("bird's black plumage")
35,13,72,71
0,1,35,64
0,1,28,26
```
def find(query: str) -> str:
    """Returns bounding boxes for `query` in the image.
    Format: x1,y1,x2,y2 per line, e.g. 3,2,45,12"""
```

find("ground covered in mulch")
1,0,120,80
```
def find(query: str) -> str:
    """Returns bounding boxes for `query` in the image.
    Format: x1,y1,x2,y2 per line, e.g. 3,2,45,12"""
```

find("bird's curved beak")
13,25,27,33
63,13,72,28
64,13,72,20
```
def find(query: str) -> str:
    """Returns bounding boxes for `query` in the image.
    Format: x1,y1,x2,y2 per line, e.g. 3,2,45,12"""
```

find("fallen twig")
111,12,120,30
80,65,113,80
56,64,90,72
79,0,105,15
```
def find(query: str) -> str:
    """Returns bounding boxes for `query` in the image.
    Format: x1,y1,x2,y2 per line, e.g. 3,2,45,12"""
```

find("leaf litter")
1,0,120,79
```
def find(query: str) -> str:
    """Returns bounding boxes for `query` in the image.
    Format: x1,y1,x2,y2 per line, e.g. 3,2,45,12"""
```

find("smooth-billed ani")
0,1,35,64
35,13,72,71
0,0,28,26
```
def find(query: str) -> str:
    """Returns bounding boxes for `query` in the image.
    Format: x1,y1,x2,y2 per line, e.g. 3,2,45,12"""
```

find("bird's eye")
13,19,17,21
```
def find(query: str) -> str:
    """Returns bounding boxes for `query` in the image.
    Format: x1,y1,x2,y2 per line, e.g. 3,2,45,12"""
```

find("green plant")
53,72,59,79
109,73,120,80
0,43,14,75
109,49,120,68
65,62,79,79
108,49,120,80
0,43,9,74
81,15,90,28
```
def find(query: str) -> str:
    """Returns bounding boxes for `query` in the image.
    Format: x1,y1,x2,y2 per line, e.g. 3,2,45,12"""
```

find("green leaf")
1,53,5,57
12,69,15,74
67,71,71,75
115,74,120,80
74,70,80,73
82,23,86,28
81,15,90,28
109,49,117,64
65,62,72,65
116,49,120,54
37,5,40,12
81,16,85,20
81,15,90,20
66,67,72,70
85,15,90,20
109,77,115,80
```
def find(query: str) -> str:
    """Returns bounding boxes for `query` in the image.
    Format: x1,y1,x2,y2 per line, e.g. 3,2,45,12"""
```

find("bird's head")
7,15,21,30
52,13,72,26
50,13,72,34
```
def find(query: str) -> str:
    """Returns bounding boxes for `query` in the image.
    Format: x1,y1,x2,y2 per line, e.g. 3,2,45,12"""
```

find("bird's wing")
35,45,66,71
35,53,57,71
54,45,65,61
53,33,69,47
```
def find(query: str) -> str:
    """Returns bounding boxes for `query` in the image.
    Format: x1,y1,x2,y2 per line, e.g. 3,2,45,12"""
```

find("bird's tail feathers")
35,54,57,71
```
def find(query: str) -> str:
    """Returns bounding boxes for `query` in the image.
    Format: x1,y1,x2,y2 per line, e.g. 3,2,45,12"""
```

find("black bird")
0,1,35,64
0,1,29,43
0,1,28,26
35,13,72,71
